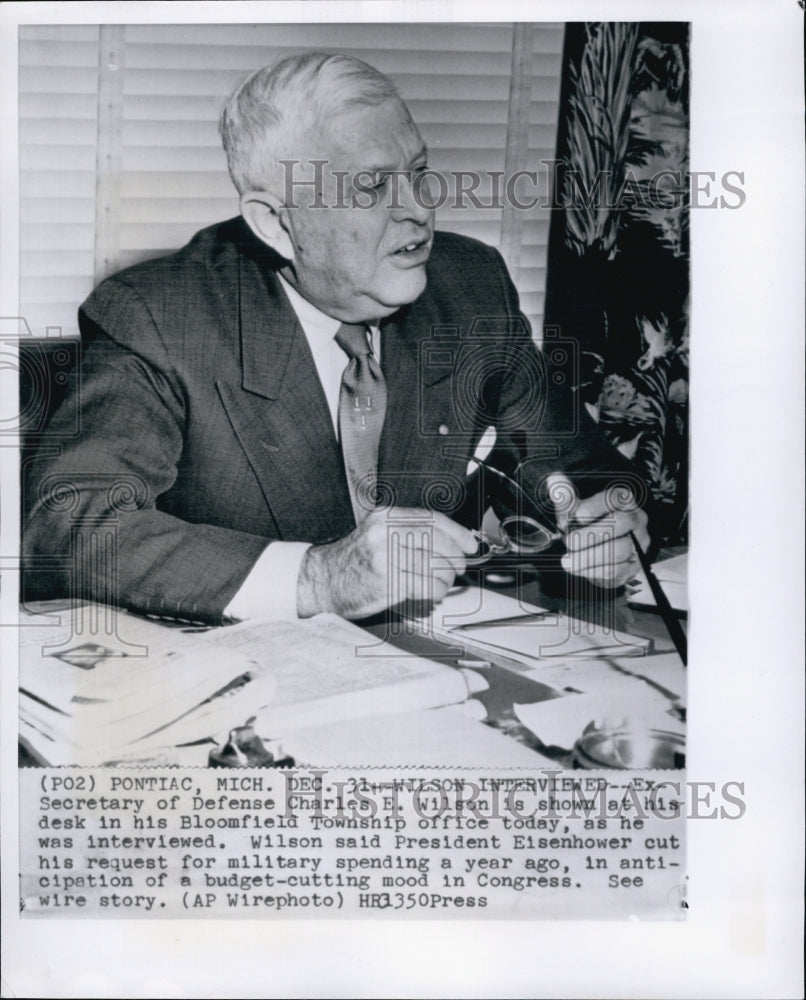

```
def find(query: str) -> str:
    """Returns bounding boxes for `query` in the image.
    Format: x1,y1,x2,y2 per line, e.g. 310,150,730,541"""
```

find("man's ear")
240,193,296,261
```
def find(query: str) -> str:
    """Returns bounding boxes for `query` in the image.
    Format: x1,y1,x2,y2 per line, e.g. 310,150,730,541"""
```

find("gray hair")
219,51,400,196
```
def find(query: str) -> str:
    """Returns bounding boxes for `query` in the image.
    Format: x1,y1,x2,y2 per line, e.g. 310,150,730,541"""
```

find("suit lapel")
212,240,354,541
379,299,468,509
208,222,471,531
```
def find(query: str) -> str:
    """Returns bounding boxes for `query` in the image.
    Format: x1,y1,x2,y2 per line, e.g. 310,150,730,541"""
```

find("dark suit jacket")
23,218,631,622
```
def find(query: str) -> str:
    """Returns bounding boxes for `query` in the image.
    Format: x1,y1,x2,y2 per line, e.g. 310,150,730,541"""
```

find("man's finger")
396,518,475,577
402,563,456,592
396,543,460,585
628,509,651,552
569,491,617,526
384,508,477,555
561,534,637,575
564,509,645,552
546,473,579,532
392,527,468,576
570,486,642,527
561,555,639,590
431,511,479,554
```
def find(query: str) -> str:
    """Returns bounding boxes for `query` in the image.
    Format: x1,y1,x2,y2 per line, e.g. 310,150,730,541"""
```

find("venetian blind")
116,24,516,266
19,23,564,339
18,25,100,340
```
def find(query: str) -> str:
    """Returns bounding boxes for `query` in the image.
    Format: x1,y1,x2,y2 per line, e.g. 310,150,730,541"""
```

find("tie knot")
335,323,371,359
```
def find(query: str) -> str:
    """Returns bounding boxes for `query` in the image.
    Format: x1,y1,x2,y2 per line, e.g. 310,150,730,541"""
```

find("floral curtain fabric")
545,22,690,545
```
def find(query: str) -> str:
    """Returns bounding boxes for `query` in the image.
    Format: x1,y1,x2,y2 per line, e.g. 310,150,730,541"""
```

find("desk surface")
357,561,686,768
18,564,686,768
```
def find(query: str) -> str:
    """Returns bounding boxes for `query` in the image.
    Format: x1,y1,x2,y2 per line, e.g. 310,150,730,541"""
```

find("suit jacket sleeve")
23,277,270,623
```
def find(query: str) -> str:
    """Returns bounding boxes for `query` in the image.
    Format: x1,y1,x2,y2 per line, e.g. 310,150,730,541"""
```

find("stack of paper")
19,604,276,765
19,604,483,766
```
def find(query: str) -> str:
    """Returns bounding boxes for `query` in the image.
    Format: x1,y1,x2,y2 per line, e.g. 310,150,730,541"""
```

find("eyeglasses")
466,515,562,567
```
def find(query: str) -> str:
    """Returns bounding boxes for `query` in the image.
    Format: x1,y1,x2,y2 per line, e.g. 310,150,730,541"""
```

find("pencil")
629,531,688,666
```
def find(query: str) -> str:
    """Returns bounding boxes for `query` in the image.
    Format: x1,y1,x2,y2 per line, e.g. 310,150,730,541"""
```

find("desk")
18,564,686,768
354,562,686,768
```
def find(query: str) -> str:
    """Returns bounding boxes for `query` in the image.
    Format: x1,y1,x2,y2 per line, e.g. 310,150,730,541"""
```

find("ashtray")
572,727,685,770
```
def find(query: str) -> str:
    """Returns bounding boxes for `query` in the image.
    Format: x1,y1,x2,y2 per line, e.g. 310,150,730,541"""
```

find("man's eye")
413,164,429,177
371,173,389,190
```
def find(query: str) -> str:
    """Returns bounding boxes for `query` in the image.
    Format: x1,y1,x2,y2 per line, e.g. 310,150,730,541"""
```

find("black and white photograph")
1,1,802,997
15,18,690,772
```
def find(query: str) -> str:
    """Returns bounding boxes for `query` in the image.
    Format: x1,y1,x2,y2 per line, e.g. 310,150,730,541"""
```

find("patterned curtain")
545,22,690,545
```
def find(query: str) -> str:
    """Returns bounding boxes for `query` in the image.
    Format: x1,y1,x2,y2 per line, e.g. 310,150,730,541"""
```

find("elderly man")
23,52,648,624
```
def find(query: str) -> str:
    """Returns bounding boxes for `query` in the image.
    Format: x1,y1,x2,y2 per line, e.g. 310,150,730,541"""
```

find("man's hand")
296,507,478,619
548,474,650,589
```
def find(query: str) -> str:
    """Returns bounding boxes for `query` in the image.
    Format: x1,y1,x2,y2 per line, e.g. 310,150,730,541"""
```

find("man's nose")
390,171,435,226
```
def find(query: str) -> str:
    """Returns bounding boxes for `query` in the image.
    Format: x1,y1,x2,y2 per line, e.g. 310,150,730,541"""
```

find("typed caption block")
20,767,688,920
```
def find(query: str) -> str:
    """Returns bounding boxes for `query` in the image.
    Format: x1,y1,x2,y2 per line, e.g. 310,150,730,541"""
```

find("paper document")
627,552,688,613
285,702,543,767
407,585,650,663
203,614,482,734
514,679,684,751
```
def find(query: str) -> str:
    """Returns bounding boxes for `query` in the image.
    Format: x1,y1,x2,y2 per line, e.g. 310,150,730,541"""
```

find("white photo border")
1,1,803,997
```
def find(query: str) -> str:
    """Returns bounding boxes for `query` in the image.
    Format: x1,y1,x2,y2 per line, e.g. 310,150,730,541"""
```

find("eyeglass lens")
499,515,555,554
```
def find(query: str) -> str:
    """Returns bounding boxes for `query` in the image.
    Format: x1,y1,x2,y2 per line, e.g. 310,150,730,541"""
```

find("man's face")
280,97,435,323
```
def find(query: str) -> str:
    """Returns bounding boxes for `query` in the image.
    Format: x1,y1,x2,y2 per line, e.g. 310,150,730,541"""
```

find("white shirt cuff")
224,541,311,621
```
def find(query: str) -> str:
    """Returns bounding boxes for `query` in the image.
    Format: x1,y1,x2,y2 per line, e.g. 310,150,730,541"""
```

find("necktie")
335,323,387,522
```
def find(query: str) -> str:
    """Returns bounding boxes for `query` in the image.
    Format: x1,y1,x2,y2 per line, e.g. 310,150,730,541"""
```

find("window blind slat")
20,147,97,172
517,269,549,292
21,224,96,252
21,171,97,198
19,66,98,94
120,172,234,199
122,23,514,50
20,118,98,145
20,93,98,119
22,251,96,276
19,25,98,43
124,43,515,76
119,199,240,225
122,68,514,101
20,276,97,304
118,119,513,150
18,40,100,66
522,220,551,246
119,145,514,175
121,96,515,125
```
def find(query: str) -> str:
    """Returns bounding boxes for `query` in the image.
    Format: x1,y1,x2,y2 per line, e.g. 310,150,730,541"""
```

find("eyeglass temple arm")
472,457,559,535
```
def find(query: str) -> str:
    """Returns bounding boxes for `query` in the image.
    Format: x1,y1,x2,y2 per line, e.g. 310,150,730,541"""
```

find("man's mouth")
391,236,432,264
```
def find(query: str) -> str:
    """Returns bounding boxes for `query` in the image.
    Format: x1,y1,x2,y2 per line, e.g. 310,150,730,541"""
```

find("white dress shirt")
224,274,379,621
